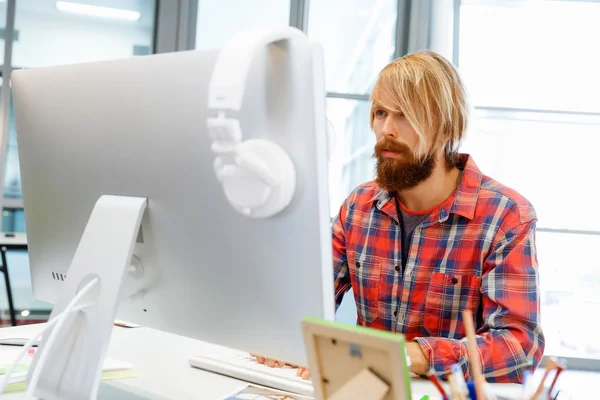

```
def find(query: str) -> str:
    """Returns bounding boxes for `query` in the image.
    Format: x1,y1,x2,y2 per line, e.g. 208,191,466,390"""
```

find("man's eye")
375,110,386,117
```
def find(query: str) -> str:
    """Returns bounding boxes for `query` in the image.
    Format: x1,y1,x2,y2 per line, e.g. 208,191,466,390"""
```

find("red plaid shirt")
332,154,544,383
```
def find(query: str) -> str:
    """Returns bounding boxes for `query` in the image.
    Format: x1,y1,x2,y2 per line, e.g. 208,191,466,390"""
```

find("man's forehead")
372,83,401,111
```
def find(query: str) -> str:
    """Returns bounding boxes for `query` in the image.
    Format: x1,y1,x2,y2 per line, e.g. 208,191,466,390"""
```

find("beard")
374,138,436,192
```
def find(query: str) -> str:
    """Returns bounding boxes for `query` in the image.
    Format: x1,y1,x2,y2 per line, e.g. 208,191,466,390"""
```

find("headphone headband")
208,26,307,112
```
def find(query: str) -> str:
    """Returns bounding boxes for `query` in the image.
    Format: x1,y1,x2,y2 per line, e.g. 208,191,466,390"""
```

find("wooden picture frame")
301,317,412,400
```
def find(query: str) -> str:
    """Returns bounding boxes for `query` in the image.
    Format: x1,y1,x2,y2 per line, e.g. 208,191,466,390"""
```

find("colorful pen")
466,380,477,400
530,357,558,400
427,369,448,400
548,361,566,397
462,310,486,400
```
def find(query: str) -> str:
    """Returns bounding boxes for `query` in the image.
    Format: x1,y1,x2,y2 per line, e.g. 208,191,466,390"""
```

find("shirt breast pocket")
349,253,382,324
423,272,481,337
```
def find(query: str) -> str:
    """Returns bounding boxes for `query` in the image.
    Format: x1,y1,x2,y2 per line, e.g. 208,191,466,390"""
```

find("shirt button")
451,277,458,284
395,265,400,272
394,311,398,317
355,261,361,269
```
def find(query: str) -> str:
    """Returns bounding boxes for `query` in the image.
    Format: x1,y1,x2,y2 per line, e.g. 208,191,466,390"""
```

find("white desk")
0,323,580,399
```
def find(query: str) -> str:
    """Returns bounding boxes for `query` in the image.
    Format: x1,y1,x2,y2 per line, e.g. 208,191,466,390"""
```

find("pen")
548,362,565,398
529,357,557,400
462,310,486,400
427,369,448,400
467,380,477,400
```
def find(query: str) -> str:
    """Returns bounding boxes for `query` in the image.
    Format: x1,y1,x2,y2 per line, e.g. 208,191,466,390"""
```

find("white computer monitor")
12,27,334,399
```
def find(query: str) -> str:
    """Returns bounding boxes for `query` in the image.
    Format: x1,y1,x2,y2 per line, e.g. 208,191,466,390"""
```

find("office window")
3,100,19,200
0,0,159,322
536,232,600,360
307,0,397,94
459,0,600,113
12,0,156,68
0,248,51,325
0,2,7,64
327,98,374,216
195,0,291,50
2,208,25,233
457,0,600,365
0,0,157,204
306,0,399,216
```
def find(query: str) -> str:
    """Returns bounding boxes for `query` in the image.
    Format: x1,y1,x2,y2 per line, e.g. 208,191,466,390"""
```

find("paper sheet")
3,369,141,394
0,350,139,394
224,384,313,400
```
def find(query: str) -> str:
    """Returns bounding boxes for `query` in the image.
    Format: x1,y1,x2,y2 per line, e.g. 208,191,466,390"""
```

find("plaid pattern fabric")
332,154,544,383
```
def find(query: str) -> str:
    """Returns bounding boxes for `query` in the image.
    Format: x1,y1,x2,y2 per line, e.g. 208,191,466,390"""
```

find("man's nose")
381,117,397,139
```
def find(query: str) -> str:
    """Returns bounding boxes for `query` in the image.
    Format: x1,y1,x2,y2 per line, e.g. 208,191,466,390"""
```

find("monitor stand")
27,195,147,400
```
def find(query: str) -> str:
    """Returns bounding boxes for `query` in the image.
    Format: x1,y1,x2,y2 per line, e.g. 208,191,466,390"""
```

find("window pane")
308,0,397,94
0,2,8,64
13,0,156,68
0,249,51,327
461,110,600,232
2,208,25,233
538,231,600,360
459,1,600,112
4,0,157,201
195,0,291,50
327,98,374,216
4,100,20,199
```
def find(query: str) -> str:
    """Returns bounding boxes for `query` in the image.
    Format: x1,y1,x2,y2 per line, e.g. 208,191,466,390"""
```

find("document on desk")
224,384,314,400
0,352,140,393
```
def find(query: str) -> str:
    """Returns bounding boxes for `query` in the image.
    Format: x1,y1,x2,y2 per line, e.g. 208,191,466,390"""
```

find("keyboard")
189,350,314,397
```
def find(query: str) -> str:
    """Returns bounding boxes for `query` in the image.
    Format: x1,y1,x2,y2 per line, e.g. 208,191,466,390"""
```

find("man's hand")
405,342,430,375
250,354,286,368
296,366,311,380
250,355,311,380
251,345,428,380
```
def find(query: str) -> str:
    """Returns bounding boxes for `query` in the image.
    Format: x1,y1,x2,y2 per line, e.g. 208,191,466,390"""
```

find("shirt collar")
368,153,482,220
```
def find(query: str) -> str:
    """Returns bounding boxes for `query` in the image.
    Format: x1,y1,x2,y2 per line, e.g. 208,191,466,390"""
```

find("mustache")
374,139,411,157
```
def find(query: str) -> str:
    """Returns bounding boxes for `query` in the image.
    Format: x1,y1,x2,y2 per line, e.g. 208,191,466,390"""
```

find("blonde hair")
370,51,469,168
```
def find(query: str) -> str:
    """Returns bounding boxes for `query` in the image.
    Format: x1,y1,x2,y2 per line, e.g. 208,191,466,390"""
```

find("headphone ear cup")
219,139,296,218
219,163,273,214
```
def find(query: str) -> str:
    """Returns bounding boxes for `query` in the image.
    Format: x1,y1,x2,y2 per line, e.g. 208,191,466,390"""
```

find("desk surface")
0,323,581,400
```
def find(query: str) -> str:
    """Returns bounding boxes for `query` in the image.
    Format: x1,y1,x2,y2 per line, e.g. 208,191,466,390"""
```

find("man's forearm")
412,327,542,383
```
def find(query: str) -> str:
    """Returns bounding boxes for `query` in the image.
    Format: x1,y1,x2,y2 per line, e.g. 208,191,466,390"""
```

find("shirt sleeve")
413,220,545,383
332,201,352,311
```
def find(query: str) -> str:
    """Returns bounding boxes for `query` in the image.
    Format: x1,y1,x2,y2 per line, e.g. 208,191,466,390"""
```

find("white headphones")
207,26,312,218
